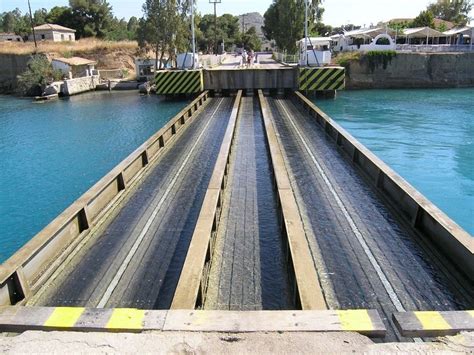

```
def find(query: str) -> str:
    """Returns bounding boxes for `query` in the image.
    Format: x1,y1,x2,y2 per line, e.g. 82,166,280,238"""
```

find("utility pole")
191,0,196,69
209,0,221,55
27,0,37,49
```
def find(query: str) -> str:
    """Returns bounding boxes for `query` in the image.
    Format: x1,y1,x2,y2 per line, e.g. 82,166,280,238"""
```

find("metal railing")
273,51,299,64
396,44,474,53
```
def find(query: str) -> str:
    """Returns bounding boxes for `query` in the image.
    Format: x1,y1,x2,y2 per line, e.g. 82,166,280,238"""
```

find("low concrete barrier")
171,91,242,309
293,91,474,282
63,75,100,95
0,91,211,307
203,68,296,90
258,90,327,310
0,306,386,337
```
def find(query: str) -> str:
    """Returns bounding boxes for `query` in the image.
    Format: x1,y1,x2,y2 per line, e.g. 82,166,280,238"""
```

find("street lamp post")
191,0,196,69
304,0,308,66
209,0,221,55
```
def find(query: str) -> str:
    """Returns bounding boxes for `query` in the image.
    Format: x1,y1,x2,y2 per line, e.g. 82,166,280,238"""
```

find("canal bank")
2,52,474,94
342,52,474,89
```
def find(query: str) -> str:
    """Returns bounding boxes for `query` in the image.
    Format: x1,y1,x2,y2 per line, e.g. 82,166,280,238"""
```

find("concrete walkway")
1,331,473,353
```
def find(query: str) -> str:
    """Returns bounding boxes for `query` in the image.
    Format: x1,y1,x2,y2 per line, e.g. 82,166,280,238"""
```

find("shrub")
16,55,63,96
363,50,396,72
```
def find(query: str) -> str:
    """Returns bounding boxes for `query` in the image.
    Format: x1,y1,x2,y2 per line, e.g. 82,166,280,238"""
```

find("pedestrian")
242,50,248,68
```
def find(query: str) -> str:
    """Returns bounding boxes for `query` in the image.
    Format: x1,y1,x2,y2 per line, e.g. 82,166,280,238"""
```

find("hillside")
238,12,273,50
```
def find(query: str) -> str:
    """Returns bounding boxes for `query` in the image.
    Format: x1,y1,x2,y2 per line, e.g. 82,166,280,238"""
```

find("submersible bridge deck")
0,57,473,342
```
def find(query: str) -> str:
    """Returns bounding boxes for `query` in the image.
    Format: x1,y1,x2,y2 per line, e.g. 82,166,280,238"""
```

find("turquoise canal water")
0,92,188,263
315,88,473,236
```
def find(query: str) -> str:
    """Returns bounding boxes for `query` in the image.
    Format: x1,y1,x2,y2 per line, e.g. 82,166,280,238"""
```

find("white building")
52,57,97,79
297,37,332,66
0,33,23,42
29,24,76,42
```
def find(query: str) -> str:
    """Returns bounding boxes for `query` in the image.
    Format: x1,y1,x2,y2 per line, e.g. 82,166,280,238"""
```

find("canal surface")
315,88,473,236
0,92,189,263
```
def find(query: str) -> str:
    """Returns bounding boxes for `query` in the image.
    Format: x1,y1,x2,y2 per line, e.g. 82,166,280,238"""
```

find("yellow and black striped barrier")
0,307,385,336
155,69,203,95
393,311,474,337
299,67,345,91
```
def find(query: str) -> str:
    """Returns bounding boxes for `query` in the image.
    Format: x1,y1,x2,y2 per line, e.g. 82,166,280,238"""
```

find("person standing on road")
242,50,248,68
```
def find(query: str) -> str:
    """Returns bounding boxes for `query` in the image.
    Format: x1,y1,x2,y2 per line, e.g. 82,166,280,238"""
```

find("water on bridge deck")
205,96,293,310
267,97,473,341
33,97,234,309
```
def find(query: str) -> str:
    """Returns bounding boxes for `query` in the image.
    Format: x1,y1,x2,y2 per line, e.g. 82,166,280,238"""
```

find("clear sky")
2,0,473,26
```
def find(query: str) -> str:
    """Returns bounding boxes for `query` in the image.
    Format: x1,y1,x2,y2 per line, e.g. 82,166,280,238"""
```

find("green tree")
127,16,139,35
427,0,473,26
138,0,192,68
33,9,48,26
198,13,239,53
45,6,74,28
105,17,131,40
0,9,30,36
69,0,114,38
237,26,262,51
437,22,448,31
411,10,435,27
262,0,323,53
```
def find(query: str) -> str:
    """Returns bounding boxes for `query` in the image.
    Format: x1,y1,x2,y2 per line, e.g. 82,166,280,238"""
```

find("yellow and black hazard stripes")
393,310,474,337
155,70,203,95
0,306,386,336
299,67,345,91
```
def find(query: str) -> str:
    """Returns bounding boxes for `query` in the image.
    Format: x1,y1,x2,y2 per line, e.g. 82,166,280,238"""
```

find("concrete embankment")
0,54,30,94
345,52,474,89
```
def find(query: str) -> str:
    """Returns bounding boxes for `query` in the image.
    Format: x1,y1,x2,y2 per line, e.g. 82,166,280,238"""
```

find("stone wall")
0,54,30,93
63,75,100,95
345,52,474,89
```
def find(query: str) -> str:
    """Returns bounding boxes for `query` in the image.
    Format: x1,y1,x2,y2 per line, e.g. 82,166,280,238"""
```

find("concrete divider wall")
293,91,473,282
0,91,211,306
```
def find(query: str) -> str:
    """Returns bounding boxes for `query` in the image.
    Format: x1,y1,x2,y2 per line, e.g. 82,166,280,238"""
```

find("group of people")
241,50,257,67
